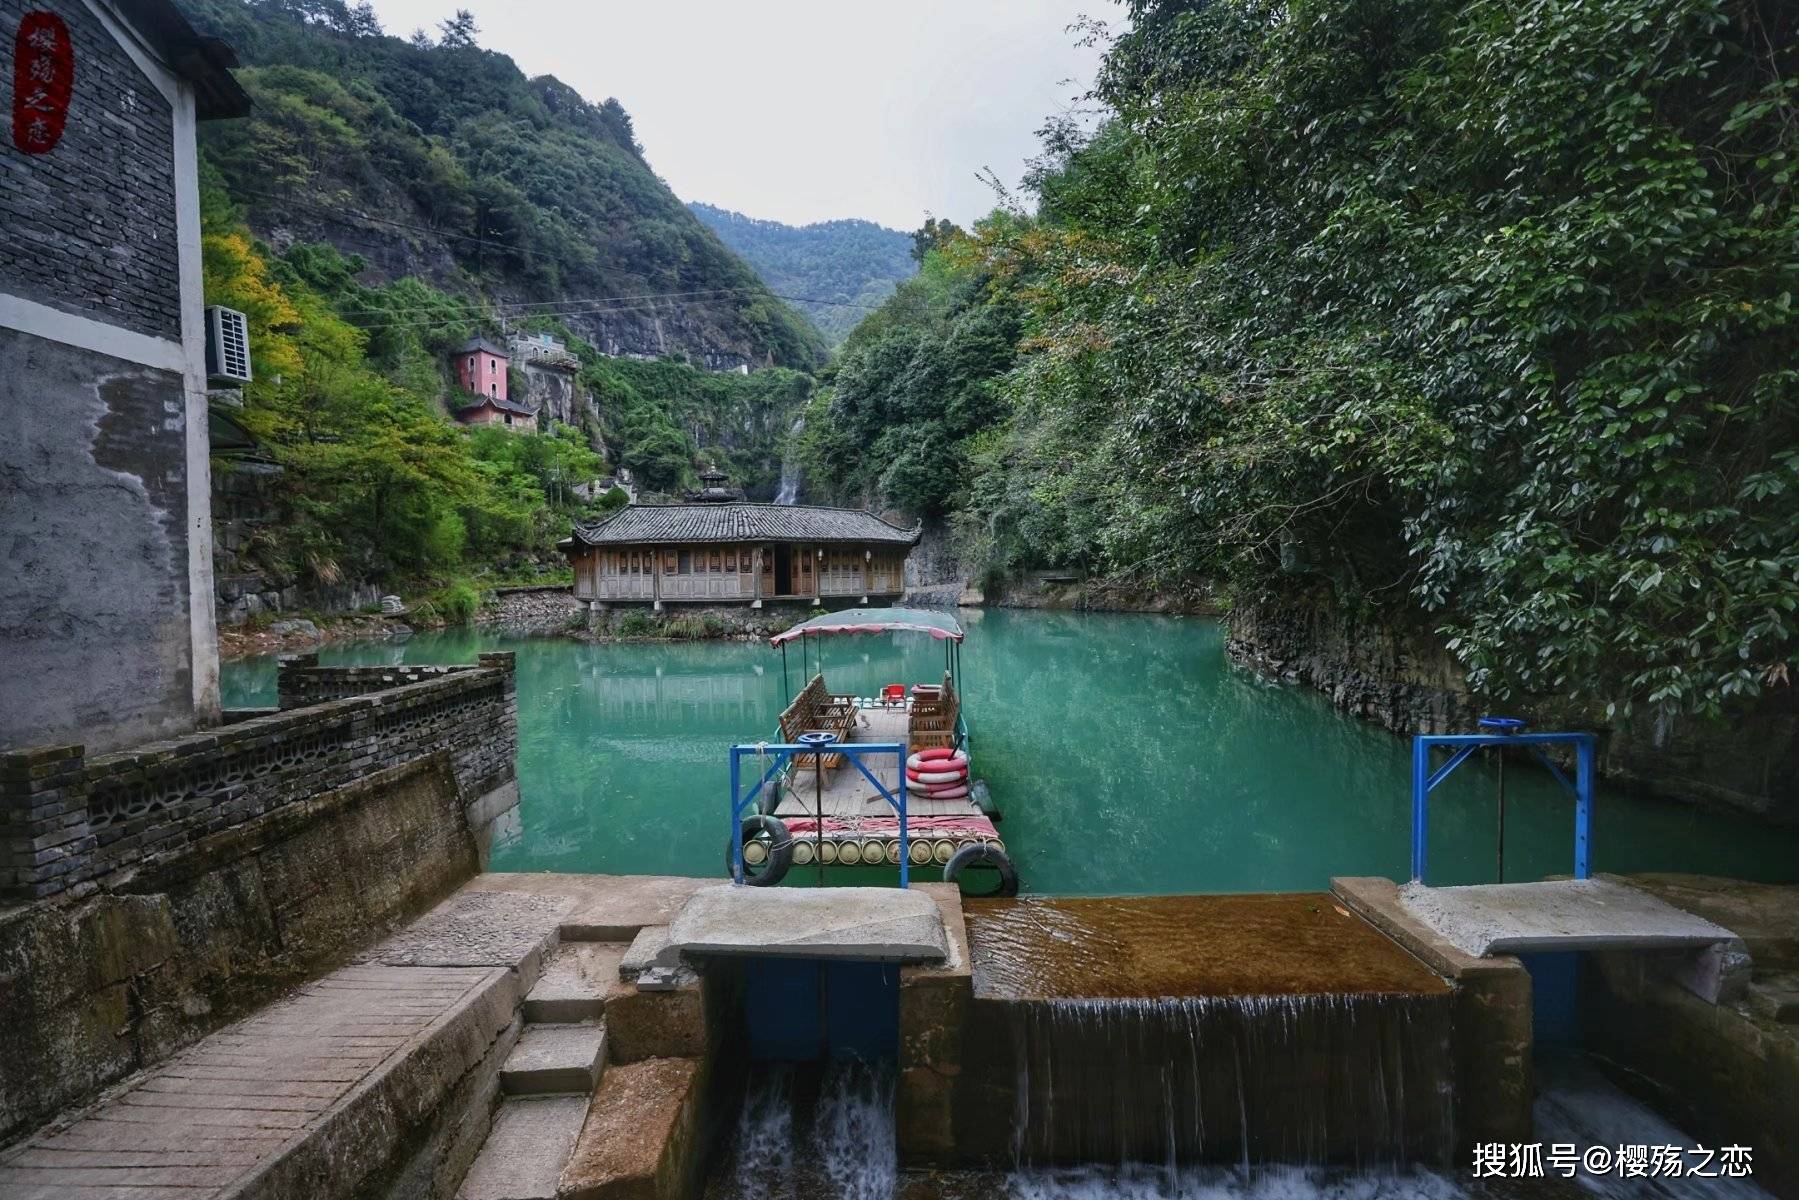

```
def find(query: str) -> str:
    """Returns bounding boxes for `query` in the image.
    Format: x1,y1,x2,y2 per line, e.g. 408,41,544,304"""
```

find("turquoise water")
220,611,1799,894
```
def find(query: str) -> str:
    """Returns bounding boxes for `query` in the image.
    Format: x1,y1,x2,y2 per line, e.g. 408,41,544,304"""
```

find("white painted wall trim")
0,294,188,372
171,85,220,720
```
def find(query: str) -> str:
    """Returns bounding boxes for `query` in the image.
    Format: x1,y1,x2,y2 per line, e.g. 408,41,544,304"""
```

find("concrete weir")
947,894,1462,1169
10,869,1786,1198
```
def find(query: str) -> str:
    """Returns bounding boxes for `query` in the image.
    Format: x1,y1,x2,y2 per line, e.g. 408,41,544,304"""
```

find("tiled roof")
457,336,509,357
456,394,539,418
568,503,921,546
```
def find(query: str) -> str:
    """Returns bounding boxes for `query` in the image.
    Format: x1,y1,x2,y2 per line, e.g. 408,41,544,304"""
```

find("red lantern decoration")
12,11,74,155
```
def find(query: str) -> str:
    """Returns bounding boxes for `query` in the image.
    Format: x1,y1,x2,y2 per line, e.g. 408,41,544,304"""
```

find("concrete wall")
1585,934,1799,1196
0,333,209,754
0,753,479,1145
1,0,219,754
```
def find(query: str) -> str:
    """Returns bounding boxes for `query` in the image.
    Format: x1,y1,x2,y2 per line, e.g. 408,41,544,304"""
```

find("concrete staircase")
456,944,626,1200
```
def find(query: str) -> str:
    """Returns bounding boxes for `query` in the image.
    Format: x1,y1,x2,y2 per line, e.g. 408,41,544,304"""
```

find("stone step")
524,942,629,1023
500,1022,607,1095
457,1094,591,1200
559,1058,705,1200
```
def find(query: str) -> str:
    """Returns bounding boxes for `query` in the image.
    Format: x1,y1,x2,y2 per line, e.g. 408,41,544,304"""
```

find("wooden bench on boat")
778,673,858,773
909,672,959,753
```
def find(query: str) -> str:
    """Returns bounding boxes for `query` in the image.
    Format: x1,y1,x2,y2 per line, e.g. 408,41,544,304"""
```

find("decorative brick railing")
1,653,517,900
275,654,476,710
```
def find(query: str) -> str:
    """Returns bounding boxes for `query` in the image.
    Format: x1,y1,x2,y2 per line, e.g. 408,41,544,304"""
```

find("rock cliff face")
1225,604,1473,735
901,519,968,606
1226,601,1799,825
516,361,585,428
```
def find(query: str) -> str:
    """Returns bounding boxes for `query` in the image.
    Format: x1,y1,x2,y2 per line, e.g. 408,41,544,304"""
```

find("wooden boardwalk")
0,876,717,1200
0,965,507,1199
773,706,979,821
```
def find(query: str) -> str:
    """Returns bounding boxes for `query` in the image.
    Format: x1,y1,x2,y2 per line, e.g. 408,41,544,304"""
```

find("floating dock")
768,703,1001,867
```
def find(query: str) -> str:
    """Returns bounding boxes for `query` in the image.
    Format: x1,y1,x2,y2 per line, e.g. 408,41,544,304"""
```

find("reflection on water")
218,612,1799,893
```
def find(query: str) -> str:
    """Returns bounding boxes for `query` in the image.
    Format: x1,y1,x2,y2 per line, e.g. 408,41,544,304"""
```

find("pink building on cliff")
452,335,538,431
456,335,508,401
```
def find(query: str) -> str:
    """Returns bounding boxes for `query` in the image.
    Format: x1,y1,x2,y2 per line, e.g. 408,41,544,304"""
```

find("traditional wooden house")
562,501,920,610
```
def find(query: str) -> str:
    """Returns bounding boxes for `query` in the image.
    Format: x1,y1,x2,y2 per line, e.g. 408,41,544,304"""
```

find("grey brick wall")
275,657,479,710
0,0,181,340
0,654,519,900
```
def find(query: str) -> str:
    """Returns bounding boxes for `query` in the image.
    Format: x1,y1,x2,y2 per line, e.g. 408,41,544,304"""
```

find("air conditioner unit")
205,305,252,384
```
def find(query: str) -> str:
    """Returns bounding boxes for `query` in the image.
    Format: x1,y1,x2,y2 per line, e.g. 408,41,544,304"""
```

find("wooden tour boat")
726,607,1016,894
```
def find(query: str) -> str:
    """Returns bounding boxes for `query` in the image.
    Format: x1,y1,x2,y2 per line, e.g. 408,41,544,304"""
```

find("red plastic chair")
881,684,907,707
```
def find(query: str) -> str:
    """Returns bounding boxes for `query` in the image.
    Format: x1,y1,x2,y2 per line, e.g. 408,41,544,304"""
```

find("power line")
328,285,877,323
327,286,771,320
228,185,883,322
347,293,879,336
233,185,572,263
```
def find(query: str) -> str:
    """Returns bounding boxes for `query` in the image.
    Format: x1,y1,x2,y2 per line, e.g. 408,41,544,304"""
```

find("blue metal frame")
729,742,911,887
1411,731,1598,883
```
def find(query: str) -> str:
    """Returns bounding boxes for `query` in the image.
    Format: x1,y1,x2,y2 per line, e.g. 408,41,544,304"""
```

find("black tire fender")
727,814,793,886
944,842,1018,897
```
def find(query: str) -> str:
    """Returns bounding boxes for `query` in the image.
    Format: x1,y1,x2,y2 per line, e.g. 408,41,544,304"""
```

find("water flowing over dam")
708,1062,898,1200
997,993,1454,1169
958,896,1457,1171
705,894,1463,1200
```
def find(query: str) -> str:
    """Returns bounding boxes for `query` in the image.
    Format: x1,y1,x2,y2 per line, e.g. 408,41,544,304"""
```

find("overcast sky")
364,0,1114,231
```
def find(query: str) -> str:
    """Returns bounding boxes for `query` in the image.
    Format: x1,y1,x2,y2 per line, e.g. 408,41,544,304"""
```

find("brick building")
1,0,248,753
452,333,540,431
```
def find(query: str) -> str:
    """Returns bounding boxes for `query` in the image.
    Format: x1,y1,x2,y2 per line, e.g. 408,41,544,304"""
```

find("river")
221,610,1798,893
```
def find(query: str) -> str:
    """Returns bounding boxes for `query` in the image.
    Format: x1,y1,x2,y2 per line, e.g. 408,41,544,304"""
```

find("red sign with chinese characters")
12,11,74,154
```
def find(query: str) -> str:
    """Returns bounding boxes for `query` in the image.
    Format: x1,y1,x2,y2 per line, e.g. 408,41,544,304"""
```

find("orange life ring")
907,750,968,772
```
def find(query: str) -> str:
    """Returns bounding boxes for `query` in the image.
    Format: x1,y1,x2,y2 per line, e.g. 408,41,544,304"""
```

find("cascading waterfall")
710,1061,897,1200
999,993,1457,1172
775,414,806,505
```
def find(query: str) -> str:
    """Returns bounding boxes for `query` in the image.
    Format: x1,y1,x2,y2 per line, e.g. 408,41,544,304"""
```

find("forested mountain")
185,0,827,611
689,203,916,344
805,0,1799,725
184,0,827,371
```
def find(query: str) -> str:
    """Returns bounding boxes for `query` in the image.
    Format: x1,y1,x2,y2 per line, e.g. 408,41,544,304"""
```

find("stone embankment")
1225,601,1799,824
218,611,408,659
482,585,580,631
981,571,1215,615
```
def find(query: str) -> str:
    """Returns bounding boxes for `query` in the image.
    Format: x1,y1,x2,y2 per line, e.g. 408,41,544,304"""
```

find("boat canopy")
769,606,965,647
